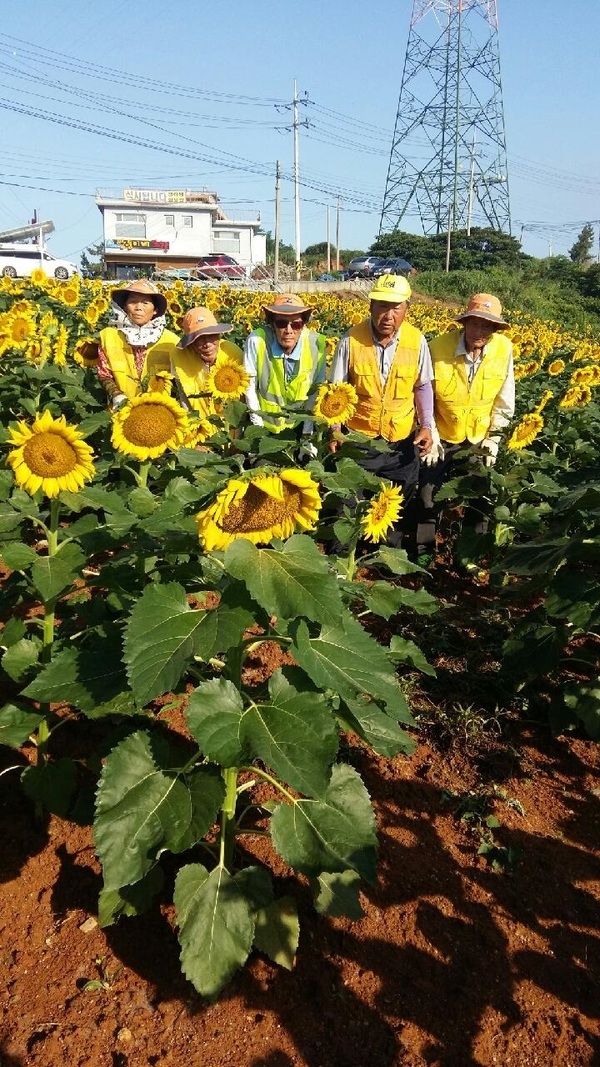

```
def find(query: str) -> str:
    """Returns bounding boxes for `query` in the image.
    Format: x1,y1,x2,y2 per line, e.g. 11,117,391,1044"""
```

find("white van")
0,244,79,280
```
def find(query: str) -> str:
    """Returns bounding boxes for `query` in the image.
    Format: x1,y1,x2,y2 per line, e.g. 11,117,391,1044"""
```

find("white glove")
297,440,318,462
421,426,445,466
481,437,500,468
111,393,128,412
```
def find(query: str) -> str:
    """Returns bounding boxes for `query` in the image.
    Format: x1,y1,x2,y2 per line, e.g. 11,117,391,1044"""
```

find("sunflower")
6,410,95,498
53,324,69,366
207,358,250,401
547,358,566,376
559,385,591,409
196,467,321,551
507,413,544,450
29,268,48,286
147,370,174,394
59,284,80,308
111,392,190,461
360,484,403,543
6,313,37,346
184,416,215,448
570,365,600,386
534,389,553,414
73,338,99,368
313,382,359,426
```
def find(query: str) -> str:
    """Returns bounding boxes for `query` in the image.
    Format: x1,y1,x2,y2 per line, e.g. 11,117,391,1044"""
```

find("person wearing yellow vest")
96,279,179,409
328,274,434,547
417,292,515,551
243,293,327,444
171,306,243,421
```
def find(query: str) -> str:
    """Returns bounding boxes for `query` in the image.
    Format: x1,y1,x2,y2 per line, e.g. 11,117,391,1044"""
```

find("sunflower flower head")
111,392,190,460
559,384,591,409
196,467,321,551
547,358,566,376
507,412,544,450
313,382,359,426
207,358,250,401
6,409,95,498
360,483,404,543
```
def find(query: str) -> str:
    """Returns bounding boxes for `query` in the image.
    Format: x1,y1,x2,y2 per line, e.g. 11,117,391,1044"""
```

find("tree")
263,230,295,267
568,223,595,265
80,241,106,279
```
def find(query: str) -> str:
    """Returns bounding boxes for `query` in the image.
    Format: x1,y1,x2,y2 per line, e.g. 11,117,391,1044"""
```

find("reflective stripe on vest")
170,339,243,416
346,319,421,442
99,327,179,399
430,329,511,443
254,327,326,432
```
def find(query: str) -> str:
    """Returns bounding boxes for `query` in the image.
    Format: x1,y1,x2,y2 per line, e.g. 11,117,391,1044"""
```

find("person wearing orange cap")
171,306,243,420
97,279,179,409
417,292,515,551
243,293,327,439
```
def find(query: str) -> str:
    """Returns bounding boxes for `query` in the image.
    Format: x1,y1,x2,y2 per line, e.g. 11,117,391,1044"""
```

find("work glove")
297,439,318,464
111,393,128,412
481,436,500,468
421,426,445,466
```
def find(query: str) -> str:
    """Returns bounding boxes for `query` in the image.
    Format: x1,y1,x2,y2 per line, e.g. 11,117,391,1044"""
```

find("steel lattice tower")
380,0,511,236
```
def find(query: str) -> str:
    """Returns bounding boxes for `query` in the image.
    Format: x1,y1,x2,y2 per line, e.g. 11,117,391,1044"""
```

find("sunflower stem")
137,462,150,488
219,766,239,870
38,498,61,764
345,534,360,581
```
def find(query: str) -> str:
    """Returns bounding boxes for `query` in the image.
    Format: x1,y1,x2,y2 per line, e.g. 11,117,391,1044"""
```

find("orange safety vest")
430,329,512,444
346,319,422,442
170,339,243,418
99,327,179,399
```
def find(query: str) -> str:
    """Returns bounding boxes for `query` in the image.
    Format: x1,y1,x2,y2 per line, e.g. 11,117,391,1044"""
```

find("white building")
95,188,266,278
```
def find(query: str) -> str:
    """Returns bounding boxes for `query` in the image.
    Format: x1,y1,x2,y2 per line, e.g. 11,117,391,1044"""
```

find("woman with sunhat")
171,306,243,420
96,279,179,409
243,293,327,434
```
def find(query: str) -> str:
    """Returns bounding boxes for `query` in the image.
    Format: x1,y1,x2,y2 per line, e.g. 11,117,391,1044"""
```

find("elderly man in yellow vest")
97,279,179,409
171,306,243,420
418,292,515,551
243,294,327,443
328,274,434,547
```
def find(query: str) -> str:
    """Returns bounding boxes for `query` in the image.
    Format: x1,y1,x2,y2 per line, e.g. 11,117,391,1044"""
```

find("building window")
213,230,241,254
114,212,146,239
182,215,193,227
165,214,175,227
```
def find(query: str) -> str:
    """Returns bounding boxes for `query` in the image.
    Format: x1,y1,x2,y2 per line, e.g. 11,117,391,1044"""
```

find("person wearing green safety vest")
243,293,327,450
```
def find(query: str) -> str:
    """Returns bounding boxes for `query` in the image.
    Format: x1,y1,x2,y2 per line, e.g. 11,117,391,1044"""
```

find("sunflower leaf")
338,694,415,756
0,542,38,571
174,863,255,998
2,638,40,683
23,638,129,714
311,870,365,918
361,581,439,618
224,535,343,626
0,701,45,748
31,555,79,602
186,678,247,767
270,764,377,882
253,896,299,970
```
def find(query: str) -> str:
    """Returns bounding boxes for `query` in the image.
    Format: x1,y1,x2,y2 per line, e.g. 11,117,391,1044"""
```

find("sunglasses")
273,317,305,330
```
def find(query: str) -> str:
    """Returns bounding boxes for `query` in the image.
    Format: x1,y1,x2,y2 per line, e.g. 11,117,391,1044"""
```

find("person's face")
370,299,407,341
191,333,220,366
272,314,306,354
124,295,157,326
463,316,496,350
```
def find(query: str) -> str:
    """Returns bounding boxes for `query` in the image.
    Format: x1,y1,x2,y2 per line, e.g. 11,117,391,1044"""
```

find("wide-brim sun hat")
455,293,509,327
177,306,233,348
368,274,412,303
261,293,315,317
112,279,167,318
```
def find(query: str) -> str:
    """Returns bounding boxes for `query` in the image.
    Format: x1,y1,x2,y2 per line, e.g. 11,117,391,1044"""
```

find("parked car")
345,256,386,279
153,267,194,281
0,243,79,280
194,255,246,280
373,256,415,278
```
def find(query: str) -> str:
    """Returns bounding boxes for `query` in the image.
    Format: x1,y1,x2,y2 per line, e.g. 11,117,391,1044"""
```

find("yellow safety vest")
171,339,243,418
254,327,327,432
346,319,422,442
99,327,179,399
430,329,512,444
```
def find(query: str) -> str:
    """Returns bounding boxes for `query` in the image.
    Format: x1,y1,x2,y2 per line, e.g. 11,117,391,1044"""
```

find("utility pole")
326,205,331,272
445,204,453,273
293,79,301,278
274,160,281,284
335,196,341,271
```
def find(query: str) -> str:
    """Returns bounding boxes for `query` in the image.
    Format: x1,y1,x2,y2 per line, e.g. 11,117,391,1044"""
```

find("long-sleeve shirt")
330,325,435,429
244,328,326,433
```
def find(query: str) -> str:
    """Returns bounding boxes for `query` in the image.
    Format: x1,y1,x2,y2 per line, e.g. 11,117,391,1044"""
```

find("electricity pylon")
380,0,511,236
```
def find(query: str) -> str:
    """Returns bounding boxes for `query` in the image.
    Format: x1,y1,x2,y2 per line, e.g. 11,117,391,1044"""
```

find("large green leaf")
564,680,600,741
31,555,78,602
224,535,343,626
174,863,255,998
22,758,77,817
0,542,38,571
253,896,299,970
388,636,436,677
23,637,128,714
499,539,570,576
291,614,402,713
311,870,365,918
186,679,246,767
360,581,439,618
339,694,415,756
317,456,381,493
270,763,377,882
0,702,45,748
241,670,338,798
545,570,600,629
2,637,39,682
0,504,22,536
371,546,426,576
98,867,165,927
94,730,218,890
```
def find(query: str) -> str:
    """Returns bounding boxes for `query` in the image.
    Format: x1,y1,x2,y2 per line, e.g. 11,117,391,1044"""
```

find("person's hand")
481,437,499,468
421,426,444,466
328,427,344,454
111,393,128,412
297,439,318,463
414,426,433,459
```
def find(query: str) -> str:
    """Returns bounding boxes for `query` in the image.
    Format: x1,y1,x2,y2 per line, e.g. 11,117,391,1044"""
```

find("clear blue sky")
0,0,598,264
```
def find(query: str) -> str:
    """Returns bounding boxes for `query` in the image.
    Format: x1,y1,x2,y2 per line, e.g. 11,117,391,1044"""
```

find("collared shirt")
244,327,325,430
455,331,515,431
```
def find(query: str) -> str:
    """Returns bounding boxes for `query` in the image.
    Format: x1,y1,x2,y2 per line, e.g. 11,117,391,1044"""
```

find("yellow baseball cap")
368,274,412,303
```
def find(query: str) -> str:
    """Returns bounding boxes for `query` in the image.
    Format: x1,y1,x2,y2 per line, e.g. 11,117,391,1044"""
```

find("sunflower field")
0,274,599,997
